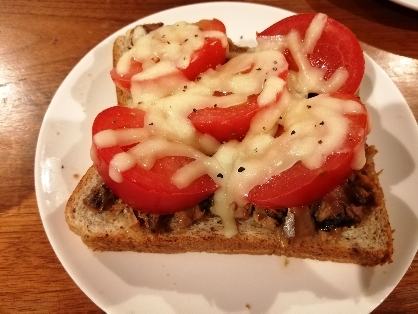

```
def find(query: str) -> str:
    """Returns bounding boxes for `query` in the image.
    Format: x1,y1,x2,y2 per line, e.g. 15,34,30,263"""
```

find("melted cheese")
118,22,228,75
256,13,349,98
95,16,368,237
94,128,150,148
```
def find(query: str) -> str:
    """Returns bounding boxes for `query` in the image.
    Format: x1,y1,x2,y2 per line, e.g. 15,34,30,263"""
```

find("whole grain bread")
65,23,393,266
65,145,393,266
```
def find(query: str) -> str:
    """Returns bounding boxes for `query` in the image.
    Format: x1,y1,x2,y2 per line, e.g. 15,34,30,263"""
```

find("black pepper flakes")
196,76,201,81
291,130,296,135
238,166,246,172
193,108,197,112
273,67,277,71
256,68,261,71
319,121,325,125
217,173,224,178
318,140,323,144
307,105,312,109
149,122,154,126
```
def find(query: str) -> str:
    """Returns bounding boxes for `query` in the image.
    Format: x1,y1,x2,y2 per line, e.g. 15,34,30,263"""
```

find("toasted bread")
65,22,393,266
65,145,393,266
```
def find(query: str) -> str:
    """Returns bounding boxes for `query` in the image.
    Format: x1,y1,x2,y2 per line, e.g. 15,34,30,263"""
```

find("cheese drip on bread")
95,14,368,237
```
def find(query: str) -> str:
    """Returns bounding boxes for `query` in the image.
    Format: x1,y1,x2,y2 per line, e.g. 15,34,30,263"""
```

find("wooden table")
1,0,417,312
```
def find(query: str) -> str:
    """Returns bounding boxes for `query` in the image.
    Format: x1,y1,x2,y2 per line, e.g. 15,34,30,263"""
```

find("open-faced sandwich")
66,13,393,266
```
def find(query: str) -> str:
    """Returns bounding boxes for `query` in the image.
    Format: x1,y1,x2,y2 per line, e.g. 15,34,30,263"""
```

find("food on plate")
65,14,393,266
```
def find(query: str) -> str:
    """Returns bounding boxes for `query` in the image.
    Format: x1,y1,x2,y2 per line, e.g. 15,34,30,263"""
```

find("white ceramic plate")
390,0,418,11
35,2,418,313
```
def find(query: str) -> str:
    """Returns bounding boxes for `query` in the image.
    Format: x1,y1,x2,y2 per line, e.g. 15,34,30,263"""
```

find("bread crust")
65,23,393,267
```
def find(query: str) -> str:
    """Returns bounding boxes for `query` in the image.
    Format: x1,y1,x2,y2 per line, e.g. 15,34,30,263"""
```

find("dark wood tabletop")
1,0,417,312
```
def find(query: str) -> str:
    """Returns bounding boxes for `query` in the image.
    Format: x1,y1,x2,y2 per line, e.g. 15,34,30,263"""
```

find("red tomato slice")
188,94,262,142
257,14,364,94
182,38,226,81
110,60,142,92
91,106,218,214
188,68,287,143
110,19,227,92
247,93,369,208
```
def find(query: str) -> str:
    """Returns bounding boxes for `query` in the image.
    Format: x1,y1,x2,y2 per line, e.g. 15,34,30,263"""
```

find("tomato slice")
182,19,227,80
188,94,262,142
91,106,218,214
111,19,227,92
188,59,287,143
110,60,142,92
182,37,226,81
247,93,369,208
257,14,364,94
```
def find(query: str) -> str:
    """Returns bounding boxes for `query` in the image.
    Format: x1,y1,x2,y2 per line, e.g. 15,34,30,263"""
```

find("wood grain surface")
0,0,417,312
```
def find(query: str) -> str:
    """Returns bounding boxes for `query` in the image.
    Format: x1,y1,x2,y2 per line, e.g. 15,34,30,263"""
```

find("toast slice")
65,22,393,266
65,145,393,266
